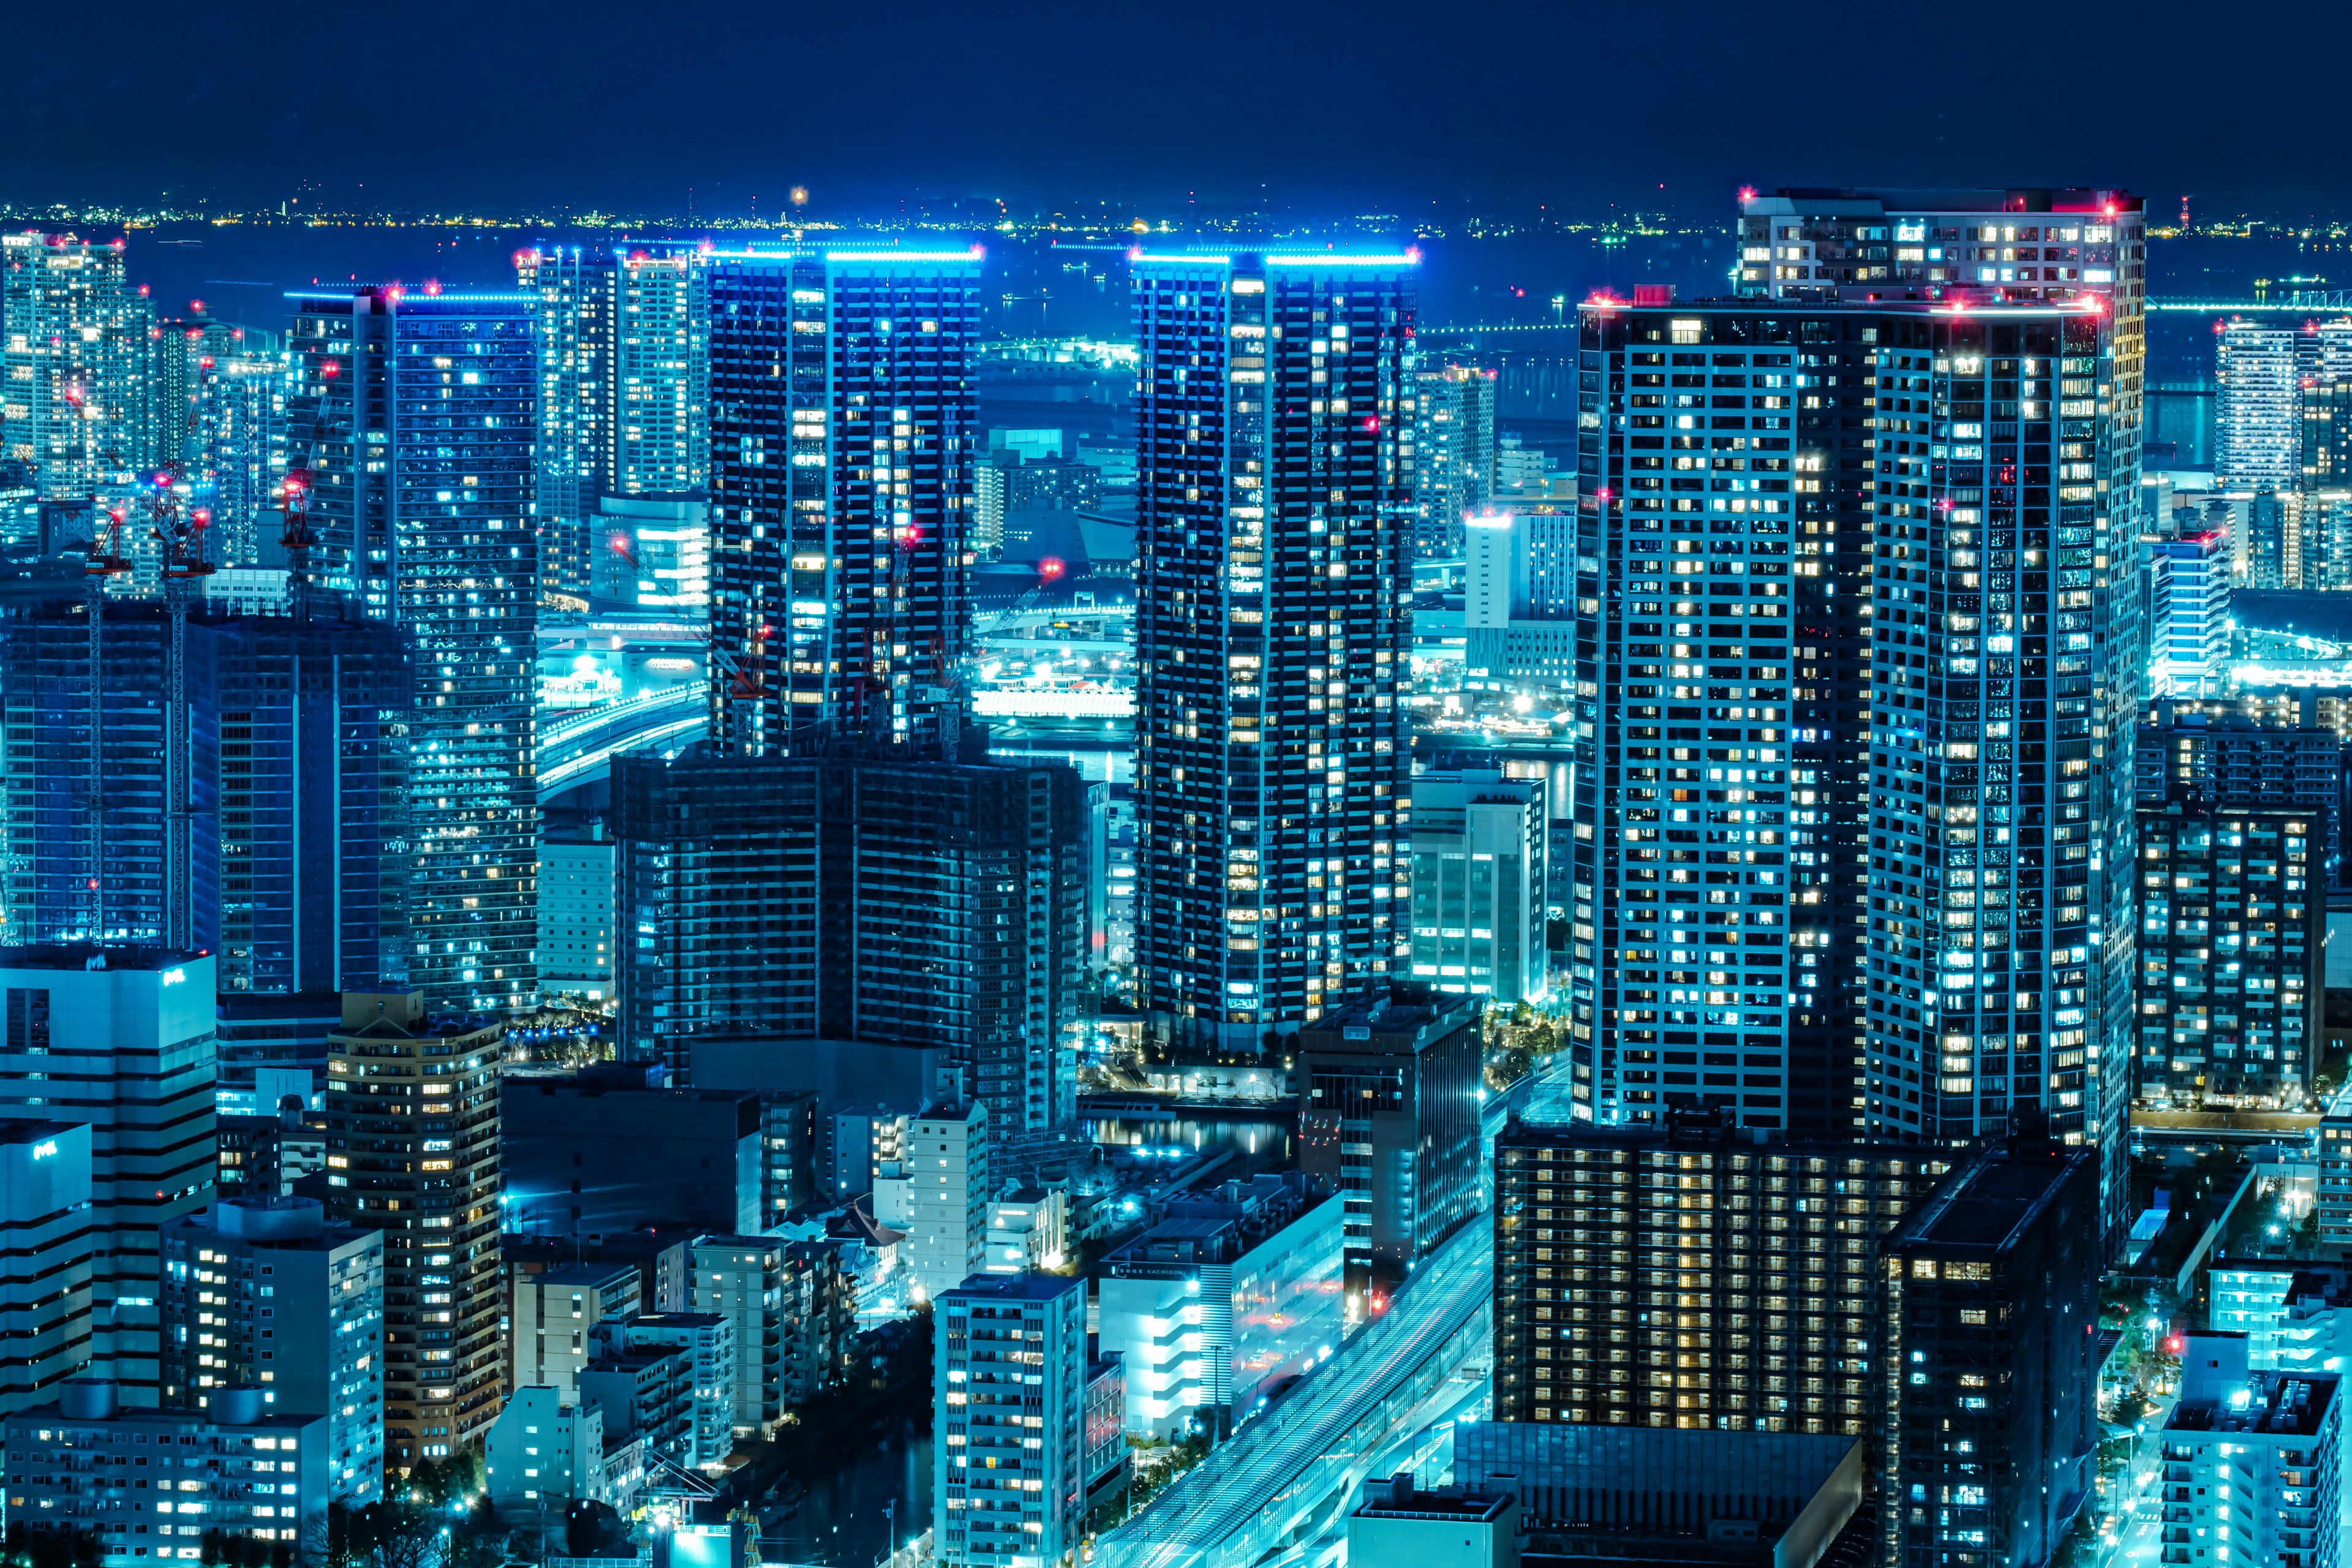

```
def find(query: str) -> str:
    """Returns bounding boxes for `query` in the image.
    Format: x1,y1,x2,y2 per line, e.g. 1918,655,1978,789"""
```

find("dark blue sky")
8,0,2345,217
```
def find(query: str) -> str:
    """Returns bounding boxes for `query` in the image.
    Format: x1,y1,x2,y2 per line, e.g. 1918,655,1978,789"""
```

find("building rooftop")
1351,1473,1512,1525
1298,984,1477,1049
1745,187,2142,216
0,944,204,974
1886,1144,2094,1259
1500,1106,1941,1165
942,1271,1083,1304
1105,1174,1331,1272
2168,1372,2337,1439
0,1118,81,1147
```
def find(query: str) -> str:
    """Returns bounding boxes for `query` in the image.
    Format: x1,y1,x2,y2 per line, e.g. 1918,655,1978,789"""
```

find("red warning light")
1038,557,1066,581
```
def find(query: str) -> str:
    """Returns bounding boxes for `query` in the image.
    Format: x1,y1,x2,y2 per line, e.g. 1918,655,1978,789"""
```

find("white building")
2218,320,2301,491
591,492,710,612
905,1103,988,1304
690,1236,788,1435
1348,1474,1520,1568
1407,770,1548,1004
0,1120,98,1423
936,1272,1088,1568
0,947,219,1406
5,1381,328,1566
202,567,293,616
511,1261,641,1404
983,1187,1067,1275
1096,1174,1344,1436
485,1385,641,1516
579,1312,735,1472
158,1196,384,1502
2161,1333,2339,1568
540,824,617,1001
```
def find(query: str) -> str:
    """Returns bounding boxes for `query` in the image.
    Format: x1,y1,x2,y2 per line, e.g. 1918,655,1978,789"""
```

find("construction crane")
279,466,318,617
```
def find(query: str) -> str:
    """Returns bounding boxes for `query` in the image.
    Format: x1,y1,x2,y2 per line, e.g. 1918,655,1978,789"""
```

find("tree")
564,1502,628,1559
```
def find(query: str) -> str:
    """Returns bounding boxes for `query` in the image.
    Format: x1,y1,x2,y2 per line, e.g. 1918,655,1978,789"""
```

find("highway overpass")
538,685,706,802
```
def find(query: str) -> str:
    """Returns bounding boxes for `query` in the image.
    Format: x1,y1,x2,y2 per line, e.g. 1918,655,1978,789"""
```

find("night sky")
8,1,2350,217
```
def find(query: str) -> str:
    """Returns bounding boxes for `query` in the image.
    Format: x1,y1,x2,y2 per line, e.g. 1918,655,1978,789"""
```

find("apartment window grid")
1493,1136,1948,1433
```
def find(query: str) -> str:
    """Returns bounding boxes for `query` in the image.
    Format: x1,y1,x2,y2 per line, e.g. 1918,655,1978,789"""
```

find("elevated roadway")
538,685,706,801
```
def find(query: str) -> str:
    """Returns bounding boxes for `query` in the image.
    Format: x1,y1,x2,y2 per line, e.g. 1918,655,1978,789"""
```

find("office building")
0,598,410,986
187,345,289,569
706,247,981,758
0,947,217,1406
1492,1110,1953,1431
507,1229,685,1313
2161,1336,2339,1568
1297,986,1481,1290
285,286,537,1014
1,232,155,496
1131,251,1417,1052
2135,803,2321,1108
935,1272,1088,1568
510,1261,641,1404
615,748,1085,1142
1415,363,1497,559
1082,1349,1127,1508
1406,769,1548,1003
579,1311,735,1472
1881,1142,2100,1568
4,1381,328,1567
322,991,502,1467
212,992,341,1120
2147,530,2230,696
0,1120,98,1422
1096,1173,1344,1435
904,1102,988,1305
1452,1423,1866,1567
590,492,709,611
539,817,616,1001
158,1196,385,1502
501,1066,758,1237
2218,320,2301,491
485,1387,640,1515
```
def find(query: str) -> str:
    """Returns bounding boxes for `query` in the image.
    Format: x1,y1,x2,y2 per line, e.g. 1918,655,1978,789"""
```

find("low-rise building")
2162,1333,2339,1568
511,1261,642,1404
484,1385,642,1516
1346,1473,1519,1568
4,1381,328,1565
1097,1174,1344,1436
579,1313,734,1472
158,1196,385,1503
984,1187,1067,1275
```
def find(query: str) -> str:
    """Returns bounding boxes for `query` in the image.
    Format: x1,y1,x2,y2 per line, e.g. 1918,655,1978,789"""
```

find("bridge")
538,684,706,801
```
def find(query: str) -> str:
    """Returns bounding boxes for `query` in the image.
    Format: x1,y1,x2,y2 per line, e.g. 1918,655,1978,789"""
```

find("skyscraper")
1572,295,2139,1235
705,247,982,758
614,747,1085,1142
323,991,502,1468
2218,318,2299,491
0,598,410,995
1737,188,2146,531
1,232,157,497
518,247,710,605
1131,251,1418,1051
286,287,537,1014
1414,362,1496,559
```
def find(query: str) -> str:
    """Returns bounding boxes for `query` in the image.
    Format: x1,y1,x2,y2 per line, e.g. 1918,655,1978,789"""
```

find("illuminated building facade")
518,247,709,604
1737,187,2146,533
2135,803,2321,1109
706,248,981,758
323,992,503,1468
1492,1112,1951,1432
934,1272,1088,1568
2147,530,2229,696
1880,1143,2098,1568
2218,319,2299,491
286,287,537,1014
1572,297,2137,1241
1,232,157,497
1414,362,1496,559
1131,252,1417,1050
